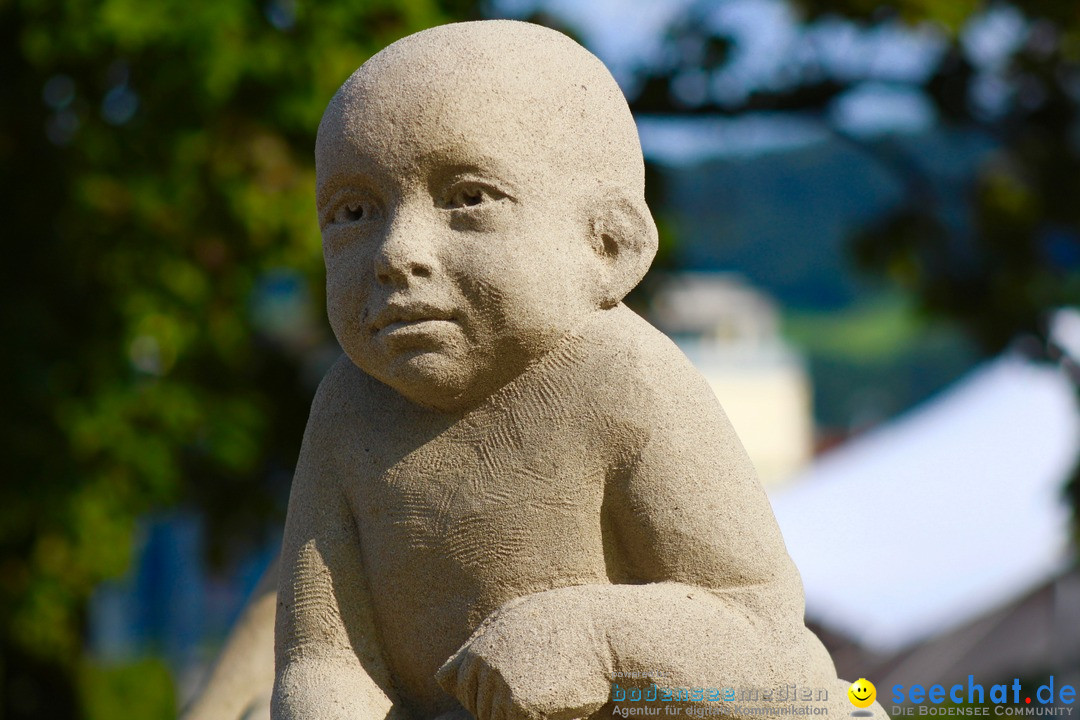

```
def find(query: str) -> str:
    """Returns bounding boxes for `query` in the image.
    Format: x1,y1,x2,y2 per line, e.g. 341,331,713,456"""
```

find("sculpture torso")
330,306,654,715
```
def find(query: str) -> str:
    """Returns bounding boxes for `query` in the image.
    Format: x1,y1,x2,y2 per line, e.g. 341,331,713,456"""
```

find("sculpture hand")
435,589,612,720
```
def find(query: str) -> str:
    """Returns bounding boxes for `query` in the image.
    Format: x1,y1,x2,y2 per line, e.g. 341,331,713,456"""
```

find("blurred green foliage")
0,0,476,717
627,0,1080,353
824,0,1080,354
793,0,1080,536
78,657,175,720
784,296,926,361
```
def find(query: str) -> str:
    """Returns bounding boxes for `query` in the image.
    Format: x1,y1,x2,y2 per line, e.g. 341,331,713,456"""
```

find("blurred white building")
767,334,1080,690
650,272,814,486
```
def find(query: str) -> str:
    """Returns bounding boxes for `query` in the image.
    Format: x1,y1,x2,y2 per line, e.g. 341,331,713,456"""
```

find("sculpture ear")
588,193,659,308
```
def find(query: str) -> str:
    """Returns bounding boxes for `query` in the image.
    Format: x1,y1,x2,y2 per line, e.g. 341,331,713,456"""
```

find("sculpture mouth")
369,302,457,337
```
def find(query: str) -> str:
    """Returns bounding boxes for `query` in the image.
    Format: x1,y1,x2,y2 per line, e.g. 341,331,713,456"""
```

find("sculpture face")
316,73,601,412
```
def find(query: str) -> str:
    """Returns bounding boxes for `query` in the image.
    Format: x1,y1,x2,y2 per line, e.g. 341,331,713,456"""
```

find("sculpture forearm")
272,657,404,720
438,580,835,720
582,582,834,690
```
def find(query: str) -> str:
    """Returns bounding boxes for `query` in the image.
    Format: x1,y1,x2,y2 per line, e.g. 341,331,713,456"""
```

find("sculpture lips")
369,302,456,337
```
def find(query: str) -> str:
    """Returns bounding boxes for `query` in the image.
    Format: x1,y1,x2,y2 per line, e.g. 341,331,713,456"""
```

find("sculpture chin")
353,318,538,413
359,345,485,413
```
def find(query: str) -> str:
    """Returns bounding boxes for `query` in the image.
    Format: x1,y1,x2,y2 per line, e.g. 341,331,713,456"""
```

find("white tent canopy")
769,354,1080,653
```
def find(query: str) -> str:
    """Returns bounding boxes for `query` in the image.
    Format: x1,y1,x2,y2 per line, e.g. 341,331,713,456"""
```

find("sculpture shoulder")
585,305,720,425
300,354,387,457
309,354,376,423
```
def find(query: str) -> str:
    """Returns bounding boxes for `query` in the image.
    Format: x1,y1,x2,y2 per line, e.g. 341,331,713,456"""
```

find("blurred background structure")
2,0,1079,717
649,273,815,486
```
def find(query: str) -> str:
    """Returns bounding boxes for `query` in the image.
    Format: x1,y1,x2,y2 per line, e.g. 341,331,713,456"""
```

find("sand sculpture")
186,19,887,720
181,559,278,720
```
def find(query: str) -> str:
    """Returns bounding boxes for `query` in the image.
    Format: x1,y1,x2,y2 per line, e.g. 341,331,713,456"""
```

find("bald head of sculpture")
315,20,658,412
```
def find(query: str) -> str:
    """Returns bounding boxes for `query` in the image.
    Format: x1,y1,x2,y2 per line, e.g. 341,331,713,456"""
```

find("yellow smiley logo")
848,678,876,709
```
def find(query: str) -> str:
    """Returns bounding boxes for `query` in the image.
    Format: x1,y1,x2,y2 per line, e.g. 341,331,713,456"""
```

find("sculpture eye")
444,184,503,210
457,188,483,207
332,200,368,225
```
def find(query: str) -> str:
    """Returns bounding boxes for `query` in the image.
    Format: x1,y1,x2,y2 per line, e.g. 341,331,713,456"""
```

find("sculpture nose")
374,206,437,286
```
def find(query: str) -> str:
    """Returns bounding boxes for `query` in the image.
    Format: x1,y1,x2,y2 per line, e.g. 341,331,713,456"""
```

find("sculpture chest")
340,389,614,712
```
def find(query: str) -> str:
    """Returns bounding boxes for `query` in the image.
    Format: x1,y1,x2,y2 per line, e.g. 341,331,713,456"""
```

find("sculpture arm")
180,557,278,720
272,376,404,720
591,380,836,689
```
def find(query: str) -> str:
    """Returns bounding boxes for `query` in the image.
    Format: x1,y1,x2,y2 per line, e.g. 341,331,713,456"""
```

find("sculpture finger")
435,650,464,696
488,684,513,720
474,664,496,720
456,654,482,717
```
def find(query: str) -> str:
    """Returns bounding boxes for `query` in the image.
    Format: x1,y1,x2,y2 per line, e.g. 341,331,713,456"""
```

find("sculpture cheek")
326,273,372,357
